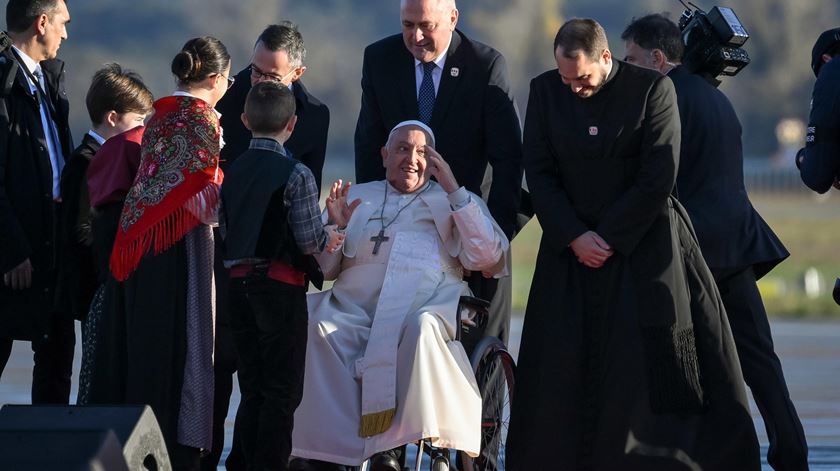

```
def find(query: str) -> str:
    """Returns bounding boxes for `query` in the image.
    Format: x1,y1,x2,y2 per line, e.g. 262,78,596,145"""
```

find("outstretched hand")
425,146,459,193
326,179,362,229
570,231,614,268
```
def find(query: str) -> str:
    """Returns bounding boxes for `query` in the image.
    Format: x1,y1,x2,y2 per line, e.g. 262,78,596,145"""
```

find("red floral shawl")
110,95,224,281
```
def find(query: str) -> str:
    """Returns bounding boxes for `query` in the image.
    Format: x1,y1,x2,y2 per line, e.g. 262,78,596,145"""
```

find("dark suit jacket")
57,133,101,320
668,66,788,278
354,30,523,238
799,57,840,194
216,68,330,191
0,49,73,339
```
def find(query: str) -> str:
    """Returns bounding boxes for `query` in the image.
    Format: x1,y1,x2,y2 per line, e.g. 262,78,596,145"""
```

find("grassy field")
510,192,840,317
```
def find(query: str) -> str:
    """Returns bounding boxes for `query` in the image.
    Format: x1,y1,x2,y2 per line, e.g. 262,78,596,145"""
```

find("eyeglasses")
249,64,293,84
220,73,235,89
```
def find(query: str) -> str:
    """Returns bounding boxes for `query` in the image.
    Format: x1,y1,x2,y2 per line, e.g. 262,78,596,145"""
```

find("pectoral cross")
370,229,389,255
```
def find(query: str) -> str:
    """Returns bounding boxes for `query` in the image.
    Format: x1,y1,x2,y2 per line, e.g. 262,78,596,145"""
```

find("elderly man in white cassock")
290,120,509,471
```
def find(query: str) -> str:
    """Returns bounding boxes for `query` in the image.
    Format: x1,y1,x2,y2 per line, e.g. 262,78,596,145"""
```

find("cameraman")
797,28,840,193
623,14,808,471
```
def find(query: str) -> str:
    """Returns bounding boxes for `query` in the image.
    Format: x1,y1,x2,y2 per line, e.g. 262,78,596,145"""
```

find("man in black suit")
0,0,74,404
206,22,330,471
797,28,840,193
623,14,807,471
354,0,522,347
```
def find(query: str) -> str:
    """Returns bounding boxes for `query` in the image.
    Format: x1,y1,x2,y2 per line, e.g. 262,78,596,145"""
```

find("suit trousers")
713,265,809,471
0,310,75,404
229,273,308,471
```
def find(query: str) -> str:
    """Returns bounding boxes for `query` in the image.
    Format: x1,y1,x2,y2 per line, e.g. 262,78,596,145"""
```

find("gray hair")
257,21,306,68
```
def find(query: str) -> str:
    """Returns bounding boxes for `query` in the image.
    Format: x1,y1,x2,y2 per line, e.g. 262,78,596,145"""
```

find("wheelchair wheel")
431,450,450,471
460,336,515,471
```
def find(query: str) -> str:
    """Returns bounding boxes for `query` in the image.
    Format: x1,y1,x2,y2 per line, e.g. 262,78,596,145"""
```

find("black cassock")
506,61,760,470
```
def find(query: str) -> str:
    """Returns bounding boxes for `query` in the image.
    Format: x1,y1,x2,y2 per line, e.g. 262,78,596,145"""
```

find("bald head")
400,0,458,63
400,0,456,9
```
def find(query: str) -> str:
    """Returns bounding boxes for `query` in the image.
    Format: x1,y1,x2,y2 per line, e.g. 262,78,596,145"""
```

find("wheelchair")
360,295,516,471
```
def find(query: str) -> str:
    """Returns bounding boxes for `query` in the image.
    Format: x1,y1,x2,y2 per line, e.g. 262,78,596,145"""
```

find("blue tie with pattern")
418,61,436,124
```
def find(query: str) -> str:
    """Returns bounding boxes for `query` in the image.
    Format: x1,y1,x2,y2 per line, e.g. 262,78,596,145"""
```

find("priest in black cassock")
506,19,760,470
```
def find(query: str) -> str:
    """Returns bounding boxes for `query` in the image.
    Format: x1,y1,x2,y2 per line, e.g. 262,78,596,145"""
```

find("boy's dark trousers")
229,268,308,471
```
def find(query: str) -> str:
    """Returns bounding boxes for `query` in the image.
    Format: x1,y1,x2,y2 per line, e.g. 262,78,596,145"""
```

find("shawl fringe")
110,184,219,281
642,324,704,414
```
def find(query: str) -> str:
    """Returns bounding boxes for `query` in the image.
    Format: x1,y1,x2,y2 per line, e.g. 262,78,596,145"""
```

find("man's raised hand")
425,146,459,193
326,179,362,229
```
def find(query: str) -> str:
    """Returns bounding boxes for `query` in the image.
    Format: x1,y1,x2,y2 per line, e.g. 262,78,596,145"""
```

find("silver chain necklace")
369,182,430,255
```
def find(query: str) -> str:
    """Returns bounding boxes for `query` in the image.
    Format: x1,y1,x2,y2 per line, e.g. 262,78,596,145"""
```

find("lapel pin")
450,67,460,77
589,126,598,136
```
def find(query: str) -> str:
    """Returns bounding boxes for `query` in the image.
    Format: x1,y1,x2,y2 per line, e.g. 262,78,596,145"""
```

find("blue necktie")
418,62,436,124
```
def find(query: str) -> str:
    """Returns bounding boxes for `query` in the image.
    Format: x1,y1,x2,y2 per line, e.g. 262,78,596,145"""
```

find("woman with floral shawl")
109,36,232,470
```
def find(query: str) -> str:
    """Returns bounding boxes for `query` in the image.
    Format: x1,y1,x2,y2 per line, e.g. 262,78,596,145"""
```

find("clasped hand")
570,231,613,268
3,258,33,290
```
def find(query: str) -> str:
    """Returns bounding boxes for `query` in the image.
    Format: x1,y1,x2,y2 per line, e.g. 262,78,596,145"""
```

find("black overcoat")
506,61,760,470
216,72,330,191
57,133,101,321
0,49,73,340
668,66,788,277
799,57,840,194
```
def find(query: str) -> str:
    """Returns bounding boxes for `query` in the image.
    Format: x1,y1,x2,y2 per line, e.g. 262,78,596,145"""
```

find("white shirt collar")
386,179,432,196
88,130,107,145
413,34,452,71
172,90,222,118
11,45,39,75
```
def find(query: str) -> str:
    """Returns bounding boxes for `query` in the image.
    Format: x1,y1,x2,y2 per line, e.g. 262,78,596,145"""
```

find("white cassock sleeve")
186,181,221,226
447,187,506,273
314,238,343,281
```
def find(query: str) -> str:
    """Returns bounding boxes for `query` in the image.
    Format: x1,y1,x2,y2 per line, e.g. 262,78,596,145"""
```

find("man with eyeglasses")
205,21,330,471
217,22,328,187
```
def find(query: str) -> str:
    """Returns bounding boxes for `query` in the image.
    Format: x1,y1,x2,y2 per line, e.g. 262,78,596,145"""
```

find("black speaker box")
0,429,128,470
0,404,171,471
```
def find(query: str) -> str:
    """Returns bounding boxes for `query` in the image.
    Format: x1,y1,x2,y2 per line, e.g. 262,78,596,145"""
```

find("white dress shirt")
12,46,64,199
413,35,452,98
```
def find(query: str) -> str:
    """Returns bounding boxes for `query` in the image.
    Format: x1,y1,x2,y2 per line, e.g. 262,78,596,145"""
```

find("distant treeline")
4,0,837,161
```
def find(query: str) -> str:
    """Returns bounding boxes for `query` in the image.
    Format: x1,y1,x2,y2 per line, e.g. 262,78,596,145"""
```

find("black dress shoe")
289,457,350,471
289,458,319,471
369,450,401,471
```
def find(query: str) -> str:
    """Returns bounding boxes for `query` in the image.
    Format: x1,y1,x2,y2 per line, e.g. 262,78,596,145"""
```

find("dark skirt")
122,239,189,451
84,203,128,405
76,284,105,405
